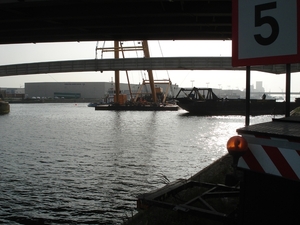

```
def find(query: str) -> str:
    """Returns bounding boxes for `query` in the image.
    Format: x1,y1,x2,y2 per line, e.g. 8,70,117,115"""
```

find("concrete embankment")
8,99,99,104
124,154,235,225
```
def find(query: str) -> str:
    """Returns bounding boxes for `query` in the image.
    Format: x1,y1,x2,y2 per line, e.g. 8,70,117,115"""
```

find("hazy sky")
0,40,297,92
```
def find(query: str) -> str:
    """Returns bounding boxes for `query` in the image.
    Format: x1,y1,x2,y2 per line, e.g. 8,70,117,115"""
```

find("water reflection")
0,104,274,224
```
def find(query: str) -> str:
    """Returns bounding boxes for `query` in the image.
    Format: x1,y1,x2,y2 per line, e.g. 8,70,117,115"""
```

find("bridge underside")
0,0,232,44
1,1,299,76
1,57,300,77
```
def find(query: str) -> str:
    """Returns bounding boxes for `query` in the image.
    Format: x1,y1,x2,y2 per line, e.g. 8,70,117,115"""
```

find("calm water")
0,103,275,224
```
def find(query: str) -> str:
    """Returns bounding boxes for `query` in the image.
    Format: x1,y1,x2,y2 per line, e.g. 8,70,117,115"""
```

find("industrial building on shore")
25,82,124,100
24,81,180,101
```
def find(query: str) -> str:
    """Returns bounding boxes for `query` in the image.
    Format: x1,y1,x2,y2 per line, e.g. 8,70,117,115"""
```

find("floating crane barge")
94,40,178,112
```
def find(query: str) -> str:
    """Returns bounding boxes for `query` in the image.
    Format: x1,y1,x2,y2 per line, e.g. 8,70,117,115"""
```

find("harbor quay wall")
125,154,235,225
126,145,300,224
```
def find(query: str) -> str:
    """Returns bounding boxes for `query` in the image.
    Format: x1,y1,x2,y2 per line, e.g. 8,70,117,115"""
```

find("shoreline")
124,154,235,225
7,99,99,104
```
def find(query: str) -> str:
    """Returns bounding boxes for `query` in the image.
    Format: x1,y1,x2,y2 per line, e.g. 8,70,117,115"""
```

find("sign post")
232,0,300,121
232,0,300,67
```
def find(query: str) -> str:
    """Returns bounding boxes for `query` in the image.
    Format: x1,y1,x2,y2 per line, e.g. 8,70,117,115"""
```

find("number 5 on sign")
232,0,300,67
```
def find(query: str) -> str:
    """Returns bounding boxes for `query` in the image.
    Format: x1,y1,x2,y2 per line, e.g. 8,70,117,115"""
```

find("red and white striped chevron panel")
237,134,300,181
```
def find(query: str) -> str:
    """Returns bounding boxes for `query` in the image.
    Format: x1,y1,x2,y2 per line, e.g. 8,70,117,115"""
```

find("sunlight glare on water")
0,104,274,224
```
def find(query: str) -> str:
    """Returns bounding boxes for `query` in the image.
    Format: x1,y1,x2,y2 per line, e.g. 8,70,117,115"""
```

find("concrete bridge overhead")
1,1,299,78
1,57,300,77
0,0,232,44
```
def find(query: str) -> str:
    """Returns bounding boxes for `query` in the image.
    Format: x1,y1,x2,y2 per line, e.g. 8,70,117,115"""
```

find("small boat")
175,87,300,116
0,98,10,115
88,102,99,107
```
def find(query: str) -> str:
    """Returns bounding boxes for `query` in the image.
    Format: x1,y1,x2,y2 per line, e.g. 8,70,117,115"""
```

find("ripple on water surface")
0,104,274,224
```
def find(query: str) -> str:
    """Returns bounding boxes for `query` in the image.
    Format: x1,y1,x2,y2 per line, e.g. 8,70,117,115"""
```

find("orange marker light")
227,136,248,168
227,136,248,154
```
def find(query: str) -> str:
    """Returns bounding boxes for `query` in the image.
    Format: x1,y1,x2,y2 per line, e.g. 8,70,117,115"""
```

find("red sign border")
232,0,300,67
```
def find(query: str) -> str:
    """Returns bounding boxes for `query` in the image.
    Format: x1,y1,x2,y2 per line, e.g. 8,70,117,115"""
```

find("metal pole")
142,40,157,103
285,64,291,117
246,66,251,126
114,41,120,104
120,43,133,100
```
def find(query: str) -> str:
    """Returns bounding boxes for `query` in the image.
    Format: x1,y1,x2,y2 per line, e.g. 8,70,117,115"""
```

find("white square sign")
232,0,300,66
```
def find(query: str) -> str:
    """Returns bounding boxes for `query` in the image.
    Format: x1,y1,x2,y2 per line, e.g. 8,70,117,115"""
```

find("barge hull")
95,105,178,111
178,100,300,116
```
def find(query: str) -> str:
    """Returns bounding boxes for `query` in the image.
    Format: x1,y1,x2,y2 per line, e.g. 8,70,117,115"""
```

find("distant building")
255,81,265,92
216,88,244,99
25,81,179,100
0,87,25,99
243,81,265,93
25,82,130,99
